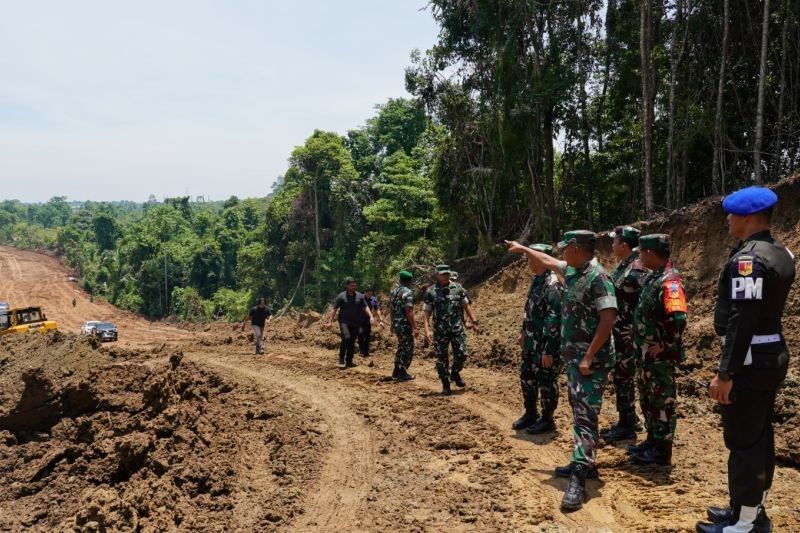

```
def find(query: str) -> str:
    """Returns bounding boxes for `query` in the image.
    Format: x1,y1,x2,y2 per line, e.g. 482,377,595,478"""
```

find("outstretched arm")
504,240,563,273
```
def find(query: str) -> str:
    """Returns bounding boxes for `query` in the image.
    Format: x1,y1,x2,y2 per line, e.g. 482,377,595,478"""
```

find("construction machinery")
0,306,58,337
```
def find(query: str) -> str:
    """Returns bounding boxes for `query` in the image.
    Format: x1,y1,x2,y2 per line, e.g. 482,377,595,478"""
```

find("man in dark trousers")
357,287,383,357
327,278,374,369
697,186,796,533
241,297,273,355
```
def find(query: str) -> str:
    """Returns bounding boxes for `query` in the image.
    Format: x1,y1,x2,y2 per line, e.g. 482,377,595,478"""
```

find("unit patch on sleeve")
662,280,688,314
737,255,753,276
729,254,765,301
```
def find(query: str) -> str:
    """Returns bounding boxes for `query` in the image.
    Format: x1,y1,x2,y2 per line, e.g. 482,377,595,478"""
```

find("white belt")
744,334,781,366
751,334,781,345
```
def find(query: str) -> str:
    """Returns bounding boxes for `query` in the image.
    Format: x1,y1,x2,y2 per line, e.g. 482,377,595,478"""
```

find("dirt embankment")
0,333,325,531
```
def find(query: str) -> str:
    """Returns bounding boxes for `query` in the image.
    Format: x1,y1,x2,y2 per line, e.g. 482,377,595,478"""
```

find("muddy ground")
0,176,799,531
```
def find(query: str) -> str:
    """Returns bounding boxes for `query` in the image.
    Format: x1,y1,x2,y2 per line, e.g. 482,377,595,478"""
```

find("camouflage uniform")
520,270,563,418
423,280,470,382
633,256,687,444
609,244,650,421
390,284,415,371
558,231,617,468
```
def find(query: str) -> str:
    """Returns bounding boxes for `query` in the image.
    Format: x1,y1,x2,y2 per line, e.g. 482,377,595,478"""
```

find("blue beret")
722,186,778,216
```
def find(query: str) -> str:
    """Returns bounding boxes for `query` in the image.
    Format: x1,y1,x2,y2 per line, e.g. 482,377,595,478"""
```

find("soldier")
507,243,564,434
357,287,383,358
697,187,795,533
423,264,480,396
602,226,650,443
389,270,417,381
506,231,617,511
628,234,687,466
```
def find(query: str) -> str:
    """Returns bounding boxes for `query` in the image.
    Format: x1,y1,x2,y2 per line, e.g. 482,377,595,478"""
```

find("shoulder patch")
737,255,753,276
663,279,687,313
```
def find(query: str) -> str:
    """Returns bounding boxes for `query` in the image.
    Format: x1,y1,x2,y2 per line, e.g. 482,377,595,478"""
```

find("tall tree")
753,0,771,183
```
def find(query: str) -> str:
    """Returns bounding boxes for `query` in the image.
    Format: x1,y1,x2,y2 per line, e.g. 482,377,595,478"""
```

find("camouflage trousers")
394,328,414,370
611,341,637,417
520,339,561,417
640,360,678,443
434,330,467,381
566,362,609,467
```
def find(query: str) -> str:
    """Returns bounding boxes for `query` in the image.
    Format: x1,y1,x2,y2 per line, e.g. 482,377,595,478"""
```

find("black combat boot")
441,376,451,396
391,365,400,379
705,505,771,529
631,440,672,465
626,432,655,454
450,370,466,388
512,410,538,430
601,413,640,442
396,367,415,381
526,415,556,435
554,462,599,479
560,464,588,511
696,505,772,533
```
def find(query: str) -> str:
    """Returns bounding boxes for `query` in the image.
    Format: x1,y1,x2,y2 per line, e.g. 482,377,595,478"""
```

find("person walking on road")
507,231,617,512
327,278,374,369
358,287,383,357
389,271,417,381
423,264,480,396
696,186,795,533
241,297,273,355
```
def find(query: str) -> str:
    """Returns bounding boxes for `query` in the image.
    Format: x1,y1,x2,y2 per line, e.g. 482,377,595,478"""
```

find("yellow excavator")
0,306,58,337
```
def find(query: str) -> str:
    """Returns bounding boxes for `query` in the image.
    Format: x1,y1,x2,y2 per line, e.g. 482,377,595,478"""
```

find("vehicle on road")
80,321,102,336
92,322,118,342
0,306,58,337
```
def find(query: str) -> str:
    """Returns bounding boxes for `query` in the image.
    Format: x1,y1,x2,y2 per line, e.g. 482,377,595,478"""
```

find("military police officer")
507,243,564,434
697,187,795,533
506,231,617,511
389,270,417,381
603,226,650,443
423,264,480,396
629,234,687,466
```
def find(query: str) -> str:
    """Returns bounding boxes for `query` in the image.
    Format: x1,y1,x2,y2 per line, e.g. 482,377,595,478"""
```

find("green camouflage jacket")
521,271,563,355
389,285,414,333
559,260,617,367
423,281,469,335
633,261,687,362
610,252,650,353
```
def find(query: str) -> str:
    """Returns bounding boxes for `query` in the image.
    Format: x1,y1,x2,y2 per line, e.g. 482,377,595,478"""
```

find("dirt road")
1,244,798,531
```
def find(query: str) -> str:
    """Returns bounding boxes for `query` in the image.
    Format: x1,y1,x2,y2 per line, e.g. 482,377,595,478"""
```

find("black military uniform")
698,186,796,533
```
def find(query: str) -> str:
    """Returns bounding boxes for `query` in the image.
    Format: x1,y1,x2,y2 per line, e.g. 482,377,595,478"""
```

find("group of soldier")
317,185,792,533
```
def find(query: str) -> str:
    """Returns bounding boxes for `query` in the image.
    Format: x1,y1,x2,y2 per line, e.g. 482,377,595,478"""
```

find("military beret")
722,186,778,216
637,233,671,255
436,264,453,275
529,243,554,255
557,230,596,250
399,270,413,281
608,225,641,245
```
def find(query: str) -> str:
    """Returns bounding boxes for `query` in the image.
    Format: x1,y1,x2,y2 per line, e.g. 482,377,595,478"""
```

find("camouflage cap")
436,264,452,275
608,225,641,246
399,270,413,281
637,233,671,255
529,243,555,255
557,230,596,250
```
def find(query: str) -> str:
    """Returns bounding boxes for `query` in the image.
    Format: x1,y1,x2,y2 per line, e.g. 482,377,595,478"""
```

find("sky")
0,1,440,203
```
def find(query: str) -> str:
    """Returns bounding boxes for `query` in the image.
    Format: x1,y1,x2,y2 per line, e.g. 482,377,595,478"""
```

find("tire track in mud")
186,352,380,531
260,345,620,531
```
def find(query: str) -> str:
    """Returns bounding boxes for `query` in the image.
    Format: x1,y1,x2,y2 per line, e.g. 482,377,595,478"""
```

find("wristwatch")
717,371,733,382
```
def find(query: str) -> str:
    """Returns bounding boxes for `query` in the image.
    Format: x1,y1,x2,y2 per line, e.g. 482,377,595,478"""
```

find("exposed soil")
0,175,799,531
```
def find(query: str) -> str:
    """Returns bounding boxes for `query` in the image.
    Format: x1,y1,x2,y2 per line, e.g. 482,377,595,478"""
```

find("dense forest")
1,0,799,318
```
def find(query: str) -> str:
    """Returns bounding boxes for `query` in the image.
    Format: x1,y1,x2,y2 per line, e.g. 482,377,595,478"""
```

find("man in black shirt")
242,298,273,355
328,278,374,368
697,186,796,533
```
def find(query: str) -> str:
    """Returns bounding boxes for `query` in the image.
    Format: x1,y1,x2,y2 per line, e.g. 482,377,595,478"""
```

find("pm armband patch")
663,280,687,313
731,277,763,300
